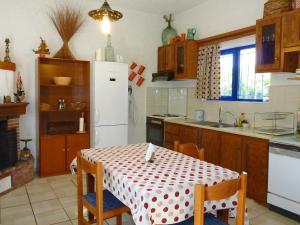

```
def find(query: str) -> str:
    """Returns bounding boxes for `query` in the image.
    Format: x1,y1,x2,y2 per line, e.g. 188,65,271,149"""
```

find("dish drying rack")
254,112,295,136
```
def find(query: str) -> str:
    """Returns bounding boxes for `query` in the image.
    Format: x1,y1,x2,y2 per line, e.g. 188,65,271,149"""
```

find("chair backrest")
174,141,205,161
77,152,104,225
194,172,247,225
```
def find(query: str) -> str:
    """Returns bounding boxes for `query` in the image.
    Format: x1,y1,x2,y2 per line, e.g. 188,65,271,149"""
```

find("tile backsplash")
146,87,188,116
147,85,300,128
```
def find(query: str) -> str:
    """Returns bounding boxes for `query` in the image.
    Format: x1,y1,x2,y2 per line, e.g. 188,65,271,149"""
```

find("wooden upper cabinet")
158,45,175,72
256,17,282,73
201,129,220,165
243,137,269,205
165,45,175,71
66,134,89,172
158,46,166,72
175,40,198,80
220,134,243,173
40,135,66,176
282,12,300,48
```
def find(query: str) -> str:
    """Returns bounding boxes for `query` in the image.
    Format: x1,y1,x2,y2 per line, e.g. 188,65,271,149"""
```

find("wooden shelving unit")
37,57,90,176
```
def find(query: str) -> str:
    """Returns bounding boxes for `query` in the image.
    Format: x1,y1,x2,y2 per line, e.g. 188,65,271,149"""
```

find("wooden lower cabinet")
220,133,243,173
40,135,66,176
40,133,89,176
201,129,220,165
243,137,269,205
164,122,269,205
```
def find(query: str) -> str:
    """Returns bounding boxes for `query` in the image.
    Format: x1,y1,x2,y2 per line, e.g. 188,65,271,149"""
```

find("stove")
146,114,180,147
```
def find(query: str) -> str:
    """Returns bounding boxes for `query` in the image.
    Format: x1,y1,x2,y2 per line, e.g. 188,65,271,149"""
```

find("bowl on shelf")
53,77,72,86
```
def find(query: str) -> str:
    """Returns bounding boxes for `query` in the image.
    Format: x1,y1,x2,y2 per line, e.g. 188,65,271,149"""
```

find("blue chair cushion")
173,213,228,225
83,190,126,212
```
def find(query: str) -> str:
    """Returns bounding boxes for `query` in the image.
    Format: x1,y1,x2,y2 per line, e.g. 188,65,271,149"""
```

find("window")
220,45,270,102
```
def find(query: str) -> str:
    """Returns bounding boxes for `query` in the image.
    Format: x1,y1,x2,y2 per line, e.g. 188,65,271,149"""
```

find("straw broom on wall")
49,4,84,59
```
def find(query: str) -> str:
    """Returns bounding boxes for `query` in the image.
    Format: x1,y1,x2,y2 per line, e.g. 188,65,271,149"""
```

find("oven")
146,117,164,147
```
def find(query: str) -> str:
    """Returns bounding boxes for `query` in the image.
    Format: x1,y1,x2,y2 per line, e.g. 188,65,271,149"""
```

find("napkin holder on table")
146,143,156,163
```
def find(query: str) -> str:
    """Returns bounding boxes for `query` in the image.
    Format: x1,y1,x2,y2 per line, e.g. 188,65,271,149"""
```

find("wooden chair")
174,141,205,161
77,152,130,225
173,172,247,225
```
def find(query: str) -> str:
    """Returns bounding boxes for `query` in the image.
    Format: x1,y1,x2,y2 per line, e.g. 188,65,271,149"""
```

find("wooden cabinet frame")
256,17,282,72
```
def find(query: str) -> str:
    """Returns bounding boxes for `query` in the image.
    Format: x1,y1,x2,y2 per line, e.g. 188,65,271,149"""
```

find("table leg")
217,209,229,223
87,173,95,221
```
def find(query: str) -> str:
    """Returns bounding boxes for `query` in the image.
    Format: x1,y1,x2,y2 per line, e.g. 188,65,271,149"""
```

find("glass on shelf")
261,24,276,65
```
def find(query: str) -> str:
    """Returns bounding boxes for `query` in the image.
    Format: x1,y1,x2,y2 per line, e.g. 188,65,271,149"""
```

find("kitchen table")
71,143,247,225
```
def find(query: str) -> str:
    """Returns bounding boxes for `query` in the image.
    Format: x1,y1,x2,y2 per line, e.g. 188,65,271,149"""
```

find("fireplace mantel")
0,102,29,118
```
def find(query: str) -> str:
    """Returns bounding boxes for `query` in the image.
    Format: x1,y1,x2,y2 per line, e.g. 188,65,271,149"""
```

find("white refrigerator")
92,61,129,148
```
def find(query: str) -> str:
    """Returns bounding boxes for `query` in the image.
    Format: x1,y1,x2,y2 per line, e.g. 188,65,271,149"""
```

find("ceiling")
101,0,207,15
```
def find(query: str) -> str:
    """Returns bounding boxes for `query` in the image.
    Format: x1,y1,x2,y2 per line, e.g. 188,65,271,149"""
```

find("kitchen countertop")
165,117,300,147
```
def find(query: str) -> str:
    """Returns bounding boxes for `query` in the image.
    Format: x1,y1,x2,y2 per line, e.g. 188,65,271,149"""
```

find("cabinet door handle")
62,148,66,152
66,149,70,152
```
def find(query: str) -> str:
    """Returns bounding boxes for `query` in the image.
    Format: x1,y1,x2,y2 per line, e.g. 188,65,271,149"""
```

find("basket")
264,0,293,17
295,0,300,8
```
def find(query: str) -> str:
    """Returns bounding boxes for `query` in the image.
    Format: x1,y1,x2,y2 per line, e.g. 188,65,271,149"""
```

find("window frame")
220,44,266,102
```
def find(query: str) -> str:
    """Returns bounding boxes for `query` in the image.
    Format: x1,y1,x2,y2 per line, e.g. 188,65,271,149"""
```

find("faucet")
219,106,223,124
218,107,237,126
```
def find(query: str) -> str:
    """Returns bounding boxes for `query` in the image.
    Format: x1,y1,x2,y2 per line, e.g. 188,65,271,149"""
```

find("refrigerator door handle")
95,129,101,146
95,108,100,125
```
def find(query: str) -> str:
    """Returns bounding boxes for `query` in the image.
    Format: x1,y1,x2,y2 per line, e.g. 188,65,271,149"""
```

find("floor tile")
35,208,69,225
49,180,75,189
0,193,29,208
0,204,36,225
32,199,62,215
29,190,57,203
26,183,53,194
71,219,78,225
59,196,77,208
53,186,77,198
251,214,287,225
54,221,73,225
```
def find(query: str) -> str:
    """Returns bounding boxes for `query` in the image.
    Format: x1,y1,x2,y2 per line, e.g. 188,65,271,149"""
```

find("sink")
185,121,235,128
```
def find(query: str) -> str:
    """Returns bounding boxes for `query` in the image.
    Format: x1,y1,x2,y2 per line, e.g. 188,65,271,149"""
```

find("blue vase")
162,25,177,45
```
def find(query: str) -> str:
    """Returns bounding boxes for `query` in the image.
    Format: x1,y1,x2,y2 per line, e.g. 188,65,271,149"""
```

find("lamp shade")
89,0,123,21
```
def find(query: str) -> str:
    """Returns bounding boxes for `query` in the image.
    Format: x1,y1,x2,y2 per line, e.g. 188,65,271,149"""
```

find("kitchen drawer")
165,123,180,135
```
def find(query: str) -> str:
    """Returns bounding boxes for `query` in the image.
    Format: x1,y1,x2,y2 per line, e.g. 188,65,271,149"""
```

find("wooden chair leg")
87,173,95,221
116,215,122,225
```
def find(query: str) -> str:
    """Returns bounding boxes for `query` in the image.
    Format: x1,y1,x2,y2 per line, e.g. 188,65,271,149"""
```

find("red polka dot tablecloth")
73,143,248,225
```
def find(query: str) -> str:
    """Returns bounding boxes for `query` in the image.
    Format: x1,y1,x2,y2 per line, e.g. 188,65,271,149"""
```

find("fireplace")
0,102,31,195
0,119,18,170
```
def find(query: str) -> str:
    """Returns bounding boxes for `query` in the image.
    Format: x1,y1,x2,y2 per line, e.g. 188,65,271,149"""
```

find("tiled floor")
0,174,299,225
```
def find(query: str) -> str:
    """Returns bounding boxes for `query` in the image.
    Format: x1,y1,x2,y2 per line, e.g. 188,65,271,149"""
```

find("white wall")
174,0,265,39
0,0,163,164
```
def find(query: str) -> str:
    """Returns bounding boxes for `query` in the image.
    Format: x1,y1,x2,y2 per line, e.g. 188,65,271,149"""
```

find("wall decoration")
162,14,177,45
4,38,11,62
33,37,50,57
49,4,84,59
128,62,146,87
14,72,25,103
